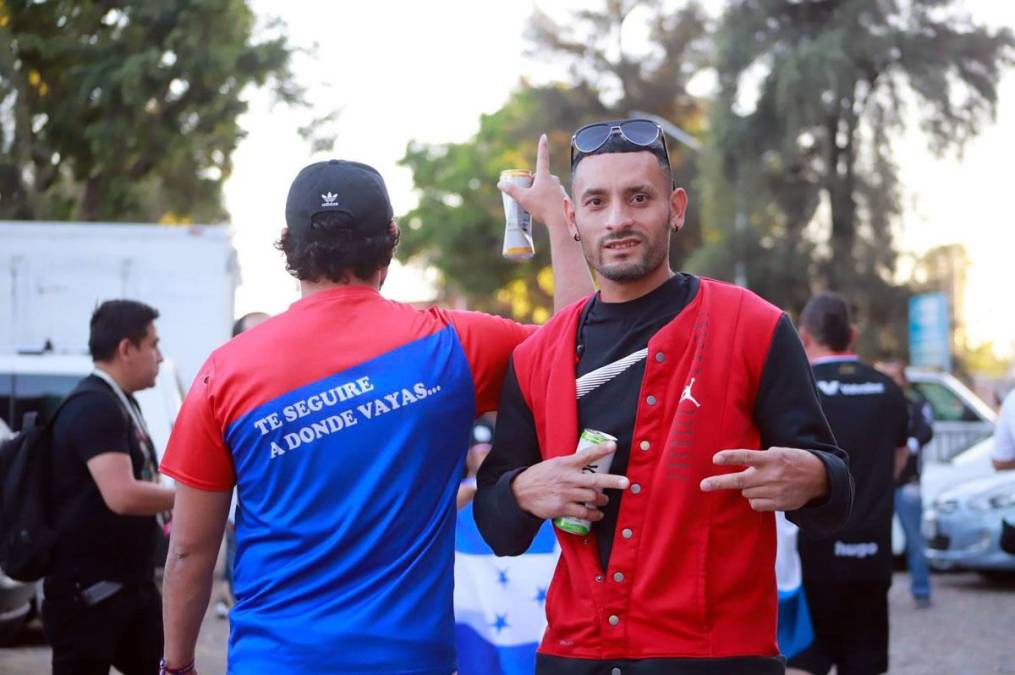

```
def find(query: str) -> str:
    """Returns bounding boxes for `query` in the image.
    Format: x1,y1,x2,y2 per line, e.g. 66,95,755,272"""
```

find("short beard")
585,211,671,283
597,253,660,282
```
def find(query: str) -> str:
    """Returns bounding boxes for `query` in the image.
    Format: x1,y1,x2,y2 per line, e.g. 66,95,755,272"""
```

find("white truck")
0,221,237,641
1,220,239,388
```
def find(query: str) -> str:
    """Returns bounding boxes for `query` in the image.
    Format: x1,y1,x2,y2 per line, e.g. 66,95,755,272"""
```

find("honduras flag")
454,502,558,675
775,512,813,658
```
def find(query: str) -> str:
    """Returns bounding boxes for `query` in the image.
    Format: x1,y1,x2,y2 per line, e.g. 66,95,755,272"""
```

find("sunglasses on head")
570,119,669,168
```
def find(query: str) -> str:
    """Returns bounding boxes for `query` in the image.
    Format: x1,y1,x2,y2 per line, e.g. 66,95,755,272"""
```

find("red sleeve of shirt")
444,310,536,415
159,355,235,491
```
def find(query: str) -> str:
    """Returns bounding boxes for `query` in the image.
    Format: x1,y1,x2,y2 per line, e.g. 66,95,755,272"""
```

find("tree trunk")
80,176,102,221
825,94,859,292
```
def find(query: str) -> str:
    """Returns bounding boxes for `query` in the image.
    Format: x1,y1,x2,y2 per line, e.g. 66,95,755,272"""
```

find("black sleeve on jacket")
474,358,546,556
754,315,854,536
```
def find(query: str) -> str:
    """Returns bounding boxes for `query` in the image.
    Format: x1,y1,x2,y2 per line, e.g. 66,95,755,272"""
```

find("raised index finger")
534,133,549,178
712,449,768,467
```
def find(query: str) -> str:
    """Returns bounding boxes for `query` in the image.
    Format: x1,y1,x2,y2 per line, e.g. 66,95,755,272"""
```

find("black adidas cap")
284,159,393,240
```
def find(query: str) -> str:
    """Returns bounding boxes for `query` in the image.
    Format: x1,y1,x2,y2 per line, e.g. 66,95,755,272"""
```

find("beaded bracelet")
159,658,196,675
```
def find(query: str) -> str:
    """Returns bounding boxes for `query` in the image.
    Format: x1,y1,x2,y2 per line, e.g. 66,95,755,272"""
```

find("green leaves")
397,86,571,319
0,0,299,222
702,0,1014,358
398,2,710,319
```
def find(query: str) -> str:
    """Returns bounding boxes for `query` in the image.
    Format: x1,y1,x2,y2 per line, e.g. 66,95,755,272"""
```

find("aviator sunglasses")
570,119,670,168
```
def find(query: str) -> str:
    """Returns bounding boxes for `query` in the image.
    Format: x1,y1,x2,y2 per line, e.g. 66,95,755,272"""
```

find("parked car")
906,369,997,463
0,351,183,642
924,468,1015,576
921,436,997,507
890,371,997,556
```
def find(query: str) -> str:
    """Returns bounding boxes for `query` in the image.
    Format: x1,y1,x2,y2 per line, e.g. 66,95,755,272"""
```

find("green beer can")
553,428,619,536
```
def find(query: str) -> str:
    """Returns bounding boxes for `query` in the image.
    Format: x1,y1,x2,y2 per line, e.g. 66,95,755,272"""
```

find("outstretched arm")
499,134,594,313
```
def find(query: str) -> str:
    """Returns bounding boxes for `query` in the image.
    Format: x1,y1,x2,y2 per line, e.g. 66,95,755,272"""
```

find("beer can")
500,169,535,260
553,428,619,536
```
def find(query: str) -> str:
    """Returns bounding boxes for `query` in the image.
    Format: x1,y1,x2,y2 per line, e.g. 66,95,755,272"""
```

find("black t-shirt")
798,359,908,583
477,274,852,570
48,375,160,585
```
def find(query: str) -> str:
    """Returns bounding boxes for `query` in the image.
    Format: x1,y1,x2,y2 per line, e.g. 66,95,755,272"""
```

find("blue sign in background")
909,292,951,371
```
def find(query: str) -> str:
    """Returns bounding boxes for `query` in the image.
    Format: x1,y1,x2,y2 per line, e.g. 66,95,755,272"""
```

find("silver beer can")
500,169,535,261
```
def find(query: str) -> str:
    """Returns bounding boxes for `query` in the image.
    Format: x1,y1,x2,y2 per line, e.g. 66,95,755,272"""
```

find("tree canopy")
0,0,300,222
397,0,711,320
700,0,1014,355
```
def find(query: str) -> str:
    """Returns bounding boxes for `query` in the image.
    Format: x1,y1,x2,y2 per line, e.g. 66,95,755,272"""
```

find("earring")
573,232,582,242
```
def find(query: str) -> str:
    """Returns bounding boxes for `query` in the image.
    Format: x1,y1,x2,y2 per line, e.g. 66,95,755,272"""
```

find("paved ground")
1,571,1012,674
887,571,1015,675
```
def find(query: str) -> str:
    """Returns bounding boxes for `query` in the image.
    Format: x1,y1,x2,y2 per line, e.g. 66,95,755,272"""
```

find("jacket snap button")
608,614,620,626
639,440,650,451
621,528,633,539
630,484,641,494
613,572,624,582
646,395,657,405
594,575,603,582
655,352,665,362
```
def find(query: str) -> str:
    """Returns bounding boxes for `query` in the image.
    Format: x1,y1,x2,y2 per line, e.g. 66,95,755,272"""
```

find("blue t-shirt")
162,287,532,673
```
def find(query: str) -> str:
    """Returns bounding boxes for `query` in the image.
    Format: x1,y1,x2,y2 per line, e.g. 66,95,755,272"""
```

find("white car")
0,351,184,642
890,370,997,556
0,352,184,464
906,369,997,463
922,436,997,506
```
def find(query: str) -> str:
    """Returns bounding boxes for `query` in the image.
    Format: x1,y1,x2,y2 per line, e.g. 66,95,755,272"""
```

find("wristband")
159,658,195,675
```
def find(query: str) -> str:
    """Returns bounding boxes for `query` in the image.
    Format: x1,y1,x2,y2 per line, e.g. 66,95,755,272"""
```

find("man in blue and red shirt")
159,139,592,674
475,119,854,674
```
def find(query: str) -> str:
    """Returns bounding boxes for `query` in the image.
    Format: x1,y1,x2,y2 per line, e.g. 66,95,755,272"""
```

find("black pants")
42,578,163,675
787,579,890,675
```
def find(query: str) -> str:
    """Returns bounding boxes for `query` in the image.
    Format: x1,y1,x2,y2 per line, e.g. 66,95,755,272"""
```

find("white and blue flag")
454,502,559,675
775,512,813,658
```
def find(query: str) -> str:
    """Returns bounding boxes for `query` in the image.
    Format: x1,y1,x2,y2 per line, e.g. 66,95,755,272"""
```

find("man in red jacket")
476,119,853,675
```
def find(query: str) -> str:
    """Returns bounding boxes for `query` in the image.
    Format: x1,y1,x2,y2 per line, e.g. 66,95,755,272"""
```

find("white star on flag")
454,502,559,674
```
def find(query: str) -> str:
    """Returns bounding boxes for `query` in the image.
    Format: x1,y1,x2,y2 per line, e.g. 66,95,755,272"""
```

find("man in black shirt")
791,293,909,675
475,119,853,674
45,300,176,675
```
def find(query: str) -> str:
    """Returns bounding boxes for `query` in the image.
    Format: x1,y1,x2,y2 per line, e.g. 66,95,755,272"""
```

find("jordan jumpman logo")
680,377,701,408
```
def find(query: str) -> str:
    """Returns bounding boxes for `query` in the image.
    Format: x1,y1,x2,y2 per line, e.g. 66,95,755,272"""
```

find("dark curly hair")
276,211,400,283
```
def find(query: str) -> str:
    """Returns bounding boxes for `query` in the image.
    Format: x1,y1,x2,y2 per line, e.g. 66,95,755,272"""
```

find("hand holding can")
500,169,535,260
553,429,619,536
498,134,569,261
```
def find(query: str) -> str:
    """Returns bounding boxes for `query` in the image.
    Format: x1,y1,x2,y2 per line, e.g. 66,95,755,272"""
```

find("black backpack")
0,379,106,581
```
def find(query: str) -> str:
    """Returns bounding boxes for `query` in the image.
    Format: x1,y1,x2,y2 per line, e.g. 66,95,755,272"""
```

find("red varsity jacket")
510,278,784,660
